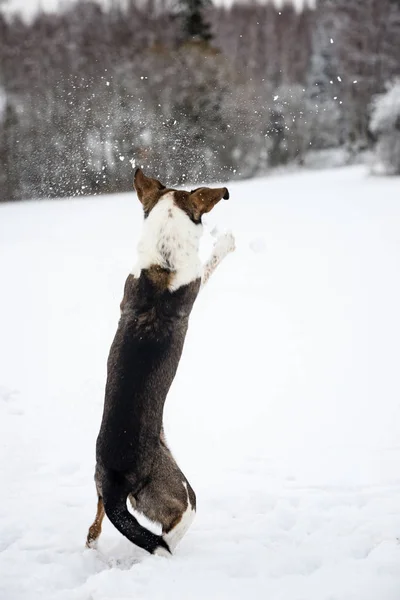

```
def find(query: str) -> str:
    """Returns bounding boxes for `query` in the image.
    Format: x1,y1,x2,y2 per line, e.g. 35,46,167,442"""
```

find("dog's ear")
189,187,229,220
133,168,166,213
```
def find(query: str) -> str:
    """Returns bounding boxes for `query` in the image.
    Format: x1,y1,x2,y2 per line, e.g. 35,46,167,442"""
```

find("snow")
1,166,400,599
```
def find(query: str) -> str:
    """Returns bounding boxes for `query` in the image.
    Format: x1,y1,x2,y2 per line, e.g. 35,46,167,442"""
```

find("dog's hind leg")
86,496,105,548
162,480,196,554
135,445,196,554
136,478,196,555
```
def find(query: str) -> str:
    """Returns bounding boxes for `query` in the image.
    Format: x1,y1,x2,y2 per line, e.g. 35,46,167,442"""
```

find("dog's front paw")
214,231,236,255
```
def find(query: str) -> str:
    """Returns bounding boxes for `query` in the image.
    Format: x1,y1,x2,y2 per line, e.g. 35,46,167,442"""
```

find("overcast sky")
3,0,314,21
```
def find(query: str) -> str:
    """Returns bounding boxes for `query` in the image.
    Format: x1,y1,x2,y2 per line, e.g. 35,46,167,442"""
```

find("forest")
0,0,399,201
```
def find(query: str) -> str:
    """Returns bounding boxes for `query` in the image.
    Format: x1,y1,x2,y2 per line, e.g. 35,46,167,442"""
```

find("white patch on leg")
163,482,196,553
154,546,171,558
131,192,203,291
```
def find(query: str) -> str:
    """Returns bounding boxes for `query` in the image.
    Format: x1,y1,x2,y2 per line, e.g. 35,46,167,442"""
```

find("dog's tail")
102,471,171,555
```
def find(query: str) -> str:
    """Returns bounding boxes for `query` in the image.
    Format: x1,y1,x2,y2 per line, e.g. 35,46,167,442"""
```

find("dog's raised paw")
214,231,236,255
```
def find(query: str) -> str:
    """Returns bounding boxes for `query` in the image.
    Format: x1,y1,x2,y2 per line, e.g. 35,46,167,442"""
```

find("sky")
3,0,314,21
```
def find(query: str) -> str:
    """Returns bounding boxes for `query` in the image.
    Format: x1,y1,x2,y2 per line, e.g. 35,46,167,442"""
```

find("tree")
0,101,18,201
133,42,238,185
370,79,400,175
177,0,212,44
330,0,400,149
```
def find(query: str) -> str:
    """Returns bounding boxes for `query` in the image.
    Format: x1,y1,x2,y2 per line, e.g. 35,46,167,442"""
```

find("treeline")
0,0,399,201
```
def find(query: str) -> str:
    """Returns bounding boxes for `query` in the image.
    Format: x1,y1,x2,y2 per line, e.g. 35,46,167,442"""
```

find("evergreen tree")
177,0,212,44
0,102,19,201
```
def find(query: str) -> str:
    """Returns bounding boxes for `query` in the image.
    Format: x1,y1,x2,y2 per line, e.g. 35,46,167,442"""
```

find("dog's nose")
223,188,229,200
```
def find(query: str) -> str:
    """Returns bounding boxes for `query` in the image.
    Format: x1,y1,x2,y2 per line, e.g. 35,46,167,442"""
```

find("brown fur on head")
133,168,229,223
133,168,166,216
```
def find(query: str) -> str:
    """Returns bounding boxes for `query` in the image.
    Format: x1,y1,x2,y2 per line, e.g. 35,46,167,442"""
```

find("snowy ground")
1,166,400,600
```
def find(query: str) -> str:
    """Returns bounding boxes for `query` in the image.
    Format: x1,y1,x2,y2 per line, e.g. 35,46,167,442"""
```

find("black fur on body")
94,270,200,554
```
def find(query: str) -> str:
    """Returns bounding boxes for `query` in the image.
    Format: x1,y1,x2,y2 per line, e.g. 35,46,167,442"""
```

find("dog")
86,168,235,556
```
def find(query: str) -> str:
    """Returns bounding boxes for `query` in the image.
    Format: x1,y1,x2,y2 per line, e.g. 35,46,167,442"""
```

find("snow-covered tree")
306,0,343,149
330,0,400,149
370,79,400,175
1,0,399,200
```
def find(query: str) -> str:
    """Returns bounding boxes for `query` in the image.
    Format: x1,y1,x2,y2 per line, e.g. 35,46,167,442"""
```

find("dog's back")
97,270,200,475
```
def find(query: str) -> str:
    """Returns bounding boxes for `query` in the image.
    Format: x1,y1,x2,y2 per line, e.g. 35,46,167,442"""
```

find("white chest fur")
132,192,203,292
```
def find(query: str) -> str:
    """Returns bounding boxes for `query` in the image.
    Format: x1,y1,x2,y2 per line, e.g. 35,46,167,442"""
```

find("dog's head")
133,168,229,224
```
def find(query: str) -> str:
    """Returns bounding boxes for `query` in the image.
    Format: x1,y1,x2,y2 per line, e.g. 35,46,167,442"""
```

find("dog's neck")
132,192,203,292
